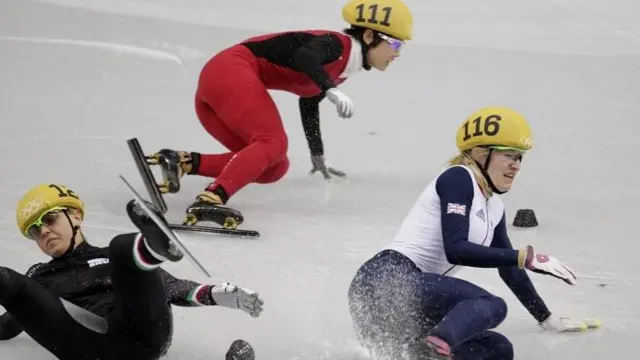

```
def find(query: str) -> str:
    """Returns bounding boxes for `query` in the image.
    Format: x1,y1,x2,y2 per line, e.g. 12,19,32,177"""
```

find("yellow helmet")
16,184,84,238
342,0,414,41
455,106,533,152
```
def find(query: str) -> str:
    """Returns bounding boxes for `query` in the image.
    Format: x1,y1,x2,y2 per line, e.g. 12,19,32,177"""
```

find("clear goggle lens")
25,207,66,240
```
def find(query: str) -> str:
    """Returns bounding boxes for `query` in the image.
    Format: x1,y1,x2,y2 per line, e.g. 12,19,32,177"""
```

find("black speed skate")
126,199,183,262
126,138,260,238
184,199,244,229
145,149,200,194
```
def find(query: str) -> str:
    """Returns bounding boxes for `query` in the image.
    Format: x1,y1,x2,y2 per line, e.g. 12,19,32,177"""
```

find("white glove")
539,315,602,332
325,88,354,118
210,282,264,318
522,246,577,285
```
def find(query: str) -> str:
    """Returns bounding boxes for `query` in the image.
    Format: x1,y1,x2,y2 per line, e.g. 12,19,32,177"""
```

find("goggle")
25,206,66,240
489,146,525,162
378,33,404,52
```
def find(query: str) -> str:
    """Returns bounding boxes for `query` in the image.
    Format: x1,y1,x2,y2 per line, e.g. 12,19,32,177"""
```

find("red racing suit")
193,30,361,199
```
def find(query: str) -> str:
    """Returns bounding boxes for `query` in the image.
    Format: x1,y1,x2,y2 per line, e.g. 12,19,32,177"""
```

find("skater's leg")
254,157,289,184
208,93,288,197
348,250,508,359
106,232,175,359
453,331,514,360
0,267,110,359
197,62,289,198
194,96,247,178
348,250,431,358
164,103,288,190
104,200,184,359
195,96,246,153
420,275,507,348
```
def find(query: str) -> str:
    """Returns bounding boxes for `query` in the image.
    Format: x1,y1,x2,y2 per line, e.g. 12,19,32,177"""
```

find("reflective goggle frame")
24,206,67,240
488,145,526,162
378,33,404,52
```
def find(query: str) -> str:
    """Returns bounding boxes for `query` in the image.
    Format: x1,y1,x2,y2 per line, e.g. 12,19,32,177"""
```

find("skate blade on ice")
119,174,211,278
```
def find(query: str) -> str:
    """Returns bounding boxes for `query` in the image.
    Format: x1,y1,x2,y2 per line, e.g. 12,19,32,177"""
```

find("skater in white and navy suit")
347,107,600,360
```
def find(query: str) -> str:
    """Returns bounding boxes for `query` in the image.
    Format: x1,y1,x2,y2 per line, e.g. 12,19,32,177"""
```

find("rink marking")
0,35,182,64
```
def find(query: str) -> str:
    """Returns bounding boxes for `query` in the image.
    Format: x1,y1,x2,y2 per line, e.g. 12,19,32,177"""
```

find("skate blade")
127,138,168,213
119,174,212,277
170,224,260,238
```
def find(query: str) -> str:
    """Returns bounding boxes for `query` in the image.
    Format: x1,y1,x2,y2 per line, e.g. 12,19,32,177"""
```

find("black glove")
309,155,347,180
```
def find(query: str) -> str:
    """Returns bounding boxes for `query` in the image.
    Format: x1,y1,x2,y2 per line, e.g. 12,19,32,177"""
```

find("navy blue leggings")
348,250,514,360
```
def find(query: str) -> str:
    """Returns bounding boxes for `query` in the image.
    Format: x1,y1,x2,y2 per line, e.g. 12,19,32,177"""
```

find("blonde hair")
446,148,492,198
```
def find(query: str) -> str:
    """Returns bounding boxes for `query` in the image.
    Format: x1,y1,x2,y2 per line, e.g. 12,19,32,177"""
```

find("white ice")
1,0,639,358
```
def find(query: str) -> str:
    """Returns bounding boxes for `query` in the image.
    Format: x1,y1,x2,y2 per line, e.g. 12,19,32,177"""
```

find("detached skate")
126,138,260,238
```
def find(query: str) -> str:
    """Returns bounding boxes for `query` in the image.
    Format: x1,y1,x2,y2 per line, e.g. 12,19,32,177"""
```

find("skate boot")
183,188,244,229
407,336,452,360
146,149,200,194
126,199,183,262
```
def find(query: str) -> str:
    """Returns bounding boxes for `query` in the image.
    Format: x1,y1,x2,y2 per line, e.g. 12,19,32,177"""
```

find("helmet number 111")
355,3,393,27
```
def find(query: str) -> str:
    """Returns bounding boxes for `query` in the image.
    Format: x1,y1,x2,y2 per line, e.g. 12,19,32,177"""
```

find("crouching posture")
0,183,264,360
347,107,599,360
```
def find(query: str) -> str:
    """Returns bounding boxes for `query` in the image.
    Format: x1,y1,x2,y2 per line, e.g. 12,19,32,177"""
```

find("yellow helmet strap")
462,147,505,195
58,209,81,258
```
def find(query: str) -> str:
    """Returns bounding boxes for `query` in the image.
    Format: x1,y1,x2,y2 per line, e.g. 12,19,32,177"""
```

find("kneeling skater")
347,107,599,360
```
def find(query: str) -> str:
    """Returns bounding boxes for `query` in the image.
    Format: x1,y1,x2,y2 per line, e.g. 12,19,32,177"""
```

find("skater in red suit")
149,0,414,229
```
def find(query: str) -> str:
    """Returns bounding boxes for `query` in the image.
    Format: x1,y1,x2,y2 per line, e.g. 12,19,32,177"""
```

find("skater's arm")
159,269,217,307
492,216,552,322
0,313,23,340
292,34,344,92
299,93,326,156
437,167,522,268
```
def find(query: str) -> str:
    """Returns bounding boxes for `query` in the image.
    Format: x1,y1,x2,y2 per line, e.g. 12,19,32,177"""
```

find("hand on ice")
325,88,354,118
522,245,577,285
539,315,602,332
210,282,264,318
310,155,347,181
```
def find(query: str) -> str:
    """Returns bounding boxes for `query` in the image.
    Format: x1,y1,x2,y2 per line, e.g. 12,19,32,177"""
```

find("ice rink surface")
1,0,639,358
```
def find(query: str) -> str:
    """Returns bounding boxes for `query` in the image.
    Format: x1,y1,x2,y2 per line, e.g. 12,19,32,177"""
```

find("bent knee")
254,158,289,184
486,296,508,325
253,134,288,164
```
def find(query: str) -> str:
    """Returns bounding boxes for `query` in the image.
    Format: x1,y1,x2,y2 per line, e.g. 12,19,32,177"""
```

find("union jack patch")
447,203,467,216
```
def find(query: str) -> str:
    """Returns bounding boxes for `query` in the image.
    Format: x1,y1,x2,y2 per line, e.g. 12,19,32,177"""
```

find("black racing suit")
0,233,219,360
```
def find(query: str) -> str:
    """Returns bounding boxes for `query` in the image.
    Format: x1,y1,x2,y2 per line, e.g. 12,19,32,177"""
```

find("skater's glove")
325,88,354,118
539,315,602,333
210,282,264,318
518,245,577,285
310,155,347,180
